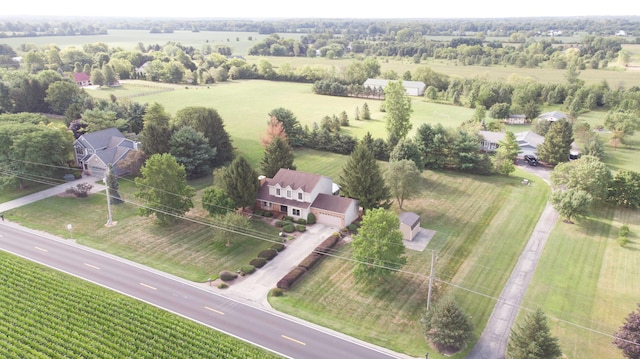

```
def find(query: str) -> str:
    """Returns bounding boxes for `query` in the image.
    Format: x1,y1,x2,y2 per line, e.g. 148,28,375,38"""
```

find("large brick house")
255,169,360,228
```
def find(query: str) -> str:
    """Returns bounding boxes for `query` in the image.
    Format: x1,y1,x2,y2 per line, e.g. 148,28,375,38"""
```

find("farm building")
363,79,426,96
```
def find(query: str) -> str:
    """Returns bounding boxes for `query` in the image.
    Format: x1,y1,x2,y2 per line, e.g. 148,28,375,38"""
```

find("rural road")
0,222,408,359
466,163,557,359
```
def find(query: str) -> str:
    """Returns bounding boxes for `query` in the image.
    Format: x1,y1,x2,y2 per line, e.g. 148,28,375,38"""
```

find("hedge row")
277,233,342,290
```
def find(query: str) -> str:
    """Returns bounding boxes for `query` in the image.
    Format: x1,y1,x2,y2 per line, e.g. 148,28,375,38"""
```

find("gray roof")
399,212,420,229
311,193,356,213
363,79,426,90
78,128,126,150
538,111,568,121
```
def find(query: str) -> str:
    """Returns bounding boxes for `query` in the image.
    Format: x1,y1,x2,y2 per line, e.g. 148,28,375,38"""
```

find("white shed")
399,212,421,241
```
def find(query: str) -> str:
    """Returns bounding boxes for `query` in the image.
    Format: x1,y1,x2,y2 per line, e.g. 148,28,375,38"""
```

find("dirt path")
466,164,557,359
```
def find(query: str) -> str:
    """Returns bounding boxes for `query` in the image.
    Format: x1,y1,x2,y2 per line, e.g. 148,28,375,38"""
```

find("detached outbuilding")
399,212,421,241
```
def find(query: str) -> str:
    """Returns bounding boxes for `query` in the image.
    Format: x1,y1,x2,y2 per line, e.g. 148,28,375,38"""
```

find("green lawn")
4,178,279,282
519,205,640,359
270,168,549,358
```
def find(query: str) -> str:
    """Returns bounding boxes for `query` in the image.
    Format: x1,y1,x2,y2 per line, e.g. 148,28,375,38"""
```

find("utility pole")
427,250,436,311
103,168,113,226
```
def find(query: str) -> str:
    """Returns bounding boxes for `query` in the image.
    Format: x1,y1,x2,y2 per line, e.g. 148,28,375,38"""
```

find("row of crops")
0,251,282,358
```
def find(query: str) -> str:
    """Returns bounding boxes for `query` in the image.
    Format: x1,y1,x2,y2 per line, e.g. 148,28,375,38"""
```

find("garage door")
313,211,343,227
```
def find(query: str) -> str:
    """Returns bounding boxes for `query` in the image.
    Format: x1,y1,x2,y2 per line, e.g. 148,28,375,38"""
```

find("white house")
363,79,426,96
255,169,360,227
478,130,546,157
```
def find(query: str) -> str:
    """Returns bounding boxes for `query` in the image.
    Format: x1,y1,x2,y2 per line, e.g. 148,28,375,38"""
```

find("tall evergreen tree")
173,106,234,166
422,299,474,354
494,131,519,176
537,119,573,165
508,309,562,359
260,136,296,178
139,102,172,157
134,153,195,225
338,140,391,211
222,156,259,210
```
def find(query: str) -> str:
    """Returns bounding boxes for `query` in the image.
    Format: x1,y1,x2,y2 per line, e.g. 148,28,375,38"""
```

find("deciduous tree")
494,131,519,176
551,188,592,224
614,303,640,359
260,116,287,147
384,159,421,209
608,170,640,208
551,155,611,200
201,187,235,216
169,126,216,179
383,80,413,145
352,208,406,280
134,153,195,225
508,309,562,359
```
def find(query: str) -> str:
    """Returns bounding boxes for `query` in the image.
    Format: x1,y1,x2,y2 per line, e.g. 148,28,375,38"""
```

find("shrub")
618,236,629,247
258,249,278,260
277,267,306,290
271,243,286,252
619,225,630,238
217,282,229,289
299,253,323,270
240,265,256,275
347,223,358,232
296,224,306,232
263,211,273,217
316,233,341,254
275,220,286,227
270,287,284,297
219,270,238,282
283,223,295,233
307,213,316,225
250,257,268,268
297,218,307,225
284,216,294,222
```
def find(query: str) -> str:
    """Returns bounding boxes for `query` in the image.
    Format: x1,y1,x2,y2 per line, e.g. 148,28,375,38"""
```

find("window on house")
287,190,291,198
298,193,303,200
292,209,300,216
276,188,280,196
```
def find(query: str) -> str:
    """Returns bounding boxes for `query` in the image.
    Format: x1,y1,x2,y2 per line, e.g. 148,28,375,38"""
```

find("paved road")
0,222,405,359
466,163,557,359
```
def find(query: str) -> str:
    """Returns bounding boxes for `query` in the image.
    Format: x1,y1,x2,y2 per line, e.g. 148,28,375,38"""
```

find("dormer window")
276,188,281,196
298,193,303,200
287,190,291,198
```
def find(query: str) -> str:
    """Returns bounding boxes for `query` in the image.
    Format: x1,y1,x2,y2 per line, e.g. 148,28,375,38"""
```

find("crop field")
0,251,282,359
270,168,550,358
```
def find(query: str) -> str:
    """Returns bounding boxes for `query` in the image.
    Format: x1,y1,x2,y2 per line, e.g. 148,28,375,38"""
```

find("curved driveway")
467,163,557,358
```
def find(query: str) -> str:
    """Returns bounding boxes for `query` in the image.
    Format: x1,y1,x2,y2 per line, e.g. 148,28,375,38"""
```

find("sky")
2,0,639,19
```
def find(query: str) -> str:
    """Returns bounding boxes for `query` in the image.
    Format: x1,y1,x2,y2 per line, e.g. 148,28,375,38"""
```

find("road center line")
139,283,157,290
34,246,48,252
84,263,100,270
204,306,225,315
281,335,306,346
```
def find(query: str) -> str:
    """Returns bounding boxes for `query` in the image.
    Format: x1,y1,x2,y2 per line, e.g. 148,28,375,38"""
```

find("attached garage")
312,210,344,227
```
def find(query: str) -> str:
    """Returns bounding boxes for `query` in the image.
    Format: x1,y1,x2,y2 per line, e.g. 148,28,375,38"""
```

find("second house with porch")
255,168,360,228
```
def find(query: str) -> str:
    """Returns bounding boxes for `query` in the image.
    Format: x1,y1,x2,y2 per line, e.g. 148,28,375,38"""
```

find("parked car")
524,155,538,166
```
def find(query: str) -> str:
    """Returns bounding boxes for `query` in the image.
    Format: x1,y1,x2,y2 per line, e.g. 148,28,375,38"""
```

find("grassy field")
520,205,640,359
0,251,282,358
270,168,549,358
4,178,280,282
